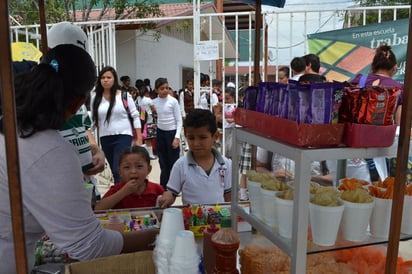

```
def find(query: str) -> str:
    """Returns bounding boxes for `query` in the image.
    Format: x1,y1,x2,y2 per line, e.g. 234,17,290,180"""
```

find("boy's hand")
158,191,175,208
122,179,139,195
85,145,105,175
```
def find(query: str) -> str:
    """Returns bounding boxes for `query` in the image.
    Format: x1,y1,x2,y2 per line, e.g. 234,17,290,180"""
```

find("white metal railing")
9,5,410,84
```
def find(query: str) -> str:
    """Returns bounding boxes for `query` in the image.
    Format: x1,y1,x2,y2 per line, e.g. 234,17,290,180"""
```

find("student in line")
159,109,232,208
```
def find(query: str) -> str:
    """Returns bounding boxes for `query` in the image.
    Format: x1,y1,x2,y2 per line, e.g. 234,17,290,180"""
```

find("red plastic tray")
344,123,397,148
234,109,345,147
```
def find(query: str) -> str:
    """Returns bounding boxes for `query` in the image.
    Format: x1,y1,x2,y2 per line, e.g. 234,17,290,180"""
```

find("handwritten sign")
195,40,219,61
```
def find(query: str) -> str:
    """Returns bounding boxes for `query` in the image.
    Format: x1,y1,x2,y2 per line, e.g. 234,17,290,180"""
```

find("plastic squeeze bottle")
211,219,240,274
203,220,220,274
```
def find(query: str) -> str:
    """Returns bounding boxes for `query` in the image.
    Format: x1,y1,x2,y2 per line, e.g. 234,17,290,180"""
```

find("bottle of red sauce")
211,219,240,274
203,220,220,274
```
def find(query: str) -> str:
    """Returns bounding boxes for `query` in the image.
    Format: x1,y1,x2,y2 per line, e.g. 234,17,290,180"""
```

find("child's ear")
147,165,152,174
212,131,220,141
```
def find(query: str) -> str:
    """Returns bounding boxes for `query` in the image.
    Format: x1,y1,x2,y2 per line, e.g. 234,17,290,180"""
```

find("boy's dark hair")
119,145,151,165
225,87,236,99
120,75,130,82
279,66,290,77
290,57,306,73
184,109,217,135
135,79,144,88
303,53,320,73
298,73,326,83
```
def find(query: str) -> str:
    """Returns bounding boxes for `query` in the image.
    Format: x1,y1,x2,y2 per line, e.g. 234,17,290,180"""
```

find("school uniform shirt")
0,130,122,274
152,94,182,138
91,92,141,137
199,87,219,110
139,96,154,124
103,180,164,209
166,148,232,205
59,104,93,173
223,104,236,129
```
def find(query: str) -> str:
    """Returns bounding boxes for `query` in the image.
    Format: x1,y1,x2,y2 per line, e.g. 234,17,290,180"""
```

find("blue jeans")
156,128,180,189
100,134,132,184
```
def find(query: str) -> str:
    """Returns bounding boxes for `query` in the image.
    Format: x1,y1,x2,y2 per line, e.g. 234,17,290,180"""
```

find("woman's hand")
172,138,179,149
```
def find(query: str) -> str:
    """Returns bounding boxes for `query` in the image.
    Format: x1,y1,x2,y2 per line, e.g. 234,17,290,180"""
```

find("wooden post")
253,0,262,86
38,0,48,54
0,1,28,273
385,3,412,273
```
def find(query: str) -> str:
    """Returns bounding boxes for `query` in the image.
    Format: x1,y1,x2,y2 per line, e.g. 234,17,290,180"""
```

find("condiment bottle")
203,220,220,274
211,219,240,274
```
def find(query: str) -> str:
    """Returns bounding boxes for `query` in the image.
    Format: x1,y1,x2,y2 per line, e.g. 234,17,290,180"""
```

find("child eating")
95,146,164,210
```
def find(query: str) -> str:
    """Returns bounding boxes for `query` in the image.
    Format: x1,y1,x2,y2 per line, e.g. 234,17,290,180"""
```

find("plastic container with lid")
211,219,239,274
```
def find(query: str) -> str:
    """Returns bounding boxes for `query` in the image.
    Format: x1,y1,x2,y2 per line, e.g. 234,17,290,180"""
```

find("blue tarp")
236,0,285,8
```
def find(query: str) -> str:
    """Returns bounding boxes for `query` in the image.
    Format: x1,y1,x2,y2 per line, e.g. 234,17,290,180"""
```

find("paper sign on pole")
195,40,219,61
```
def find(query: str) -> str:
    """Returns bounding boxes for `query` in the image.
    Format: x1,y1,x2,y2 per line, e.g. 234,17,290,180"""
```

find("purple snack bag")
270,82,284,116
263,82,273,114
243,86,258,110
278,83,288,119
310,82,332,124
287,80,299,121
256,82,267,113
297,83,311,123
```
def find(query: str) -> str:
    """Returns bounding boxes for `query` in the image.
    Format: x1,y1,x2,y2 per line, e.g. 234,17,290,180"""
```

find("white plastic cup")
341,199,375,242
247,180,264,220
158,208,185,244
261,188,278,228
274,191,294,239
401,195,412,235
170,230,199,268
370,197,392,239
309,201,344,246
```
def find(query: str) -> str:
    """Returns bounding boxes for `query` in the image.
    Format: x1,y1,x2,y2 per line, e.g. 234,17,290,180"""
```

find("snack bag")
363,86,400,125
297,83,311,123
286,80,299,121
270,82,283,117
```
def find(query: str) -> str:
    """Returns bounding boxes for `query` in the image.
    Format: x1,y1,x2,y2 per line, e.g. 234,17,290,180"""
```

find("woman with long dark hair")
91,66,143,183
0,46,156,274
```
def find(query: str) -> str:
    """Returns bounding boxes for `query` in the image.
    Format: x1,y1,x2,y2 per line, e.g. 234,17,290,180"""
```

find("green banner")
308,19,408,83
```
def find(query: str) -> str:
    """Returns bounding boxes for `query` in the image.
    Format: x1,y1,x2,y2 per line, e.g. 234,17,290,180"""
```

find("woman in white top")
91,66,142,183
152,78,183,189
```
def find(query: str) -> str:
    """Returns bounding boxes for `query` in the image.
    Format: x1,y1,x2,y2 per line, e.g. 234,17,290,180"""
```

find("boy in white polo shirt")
158,109,232,207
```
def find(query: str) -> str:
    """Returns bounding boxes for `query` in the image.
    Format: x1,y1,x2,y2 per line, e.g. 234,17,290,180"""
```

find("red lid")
206,220,219,233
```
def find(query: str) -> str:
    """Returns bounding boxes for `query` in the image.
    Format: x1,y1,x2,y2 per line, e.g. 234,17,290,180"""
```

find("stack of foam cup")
153,208,185,274
169,230,200,274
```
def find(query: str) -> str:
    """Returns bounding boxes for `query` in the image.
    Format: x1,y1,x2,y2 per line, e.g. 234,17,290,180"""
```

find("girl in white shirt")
91,66,142,183
152,77,183,189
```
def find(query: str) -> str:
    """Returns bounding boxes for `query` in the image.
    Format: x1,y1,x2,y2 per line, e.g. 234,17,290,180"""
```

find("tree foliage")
8,0,162,25
348,0,410,26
